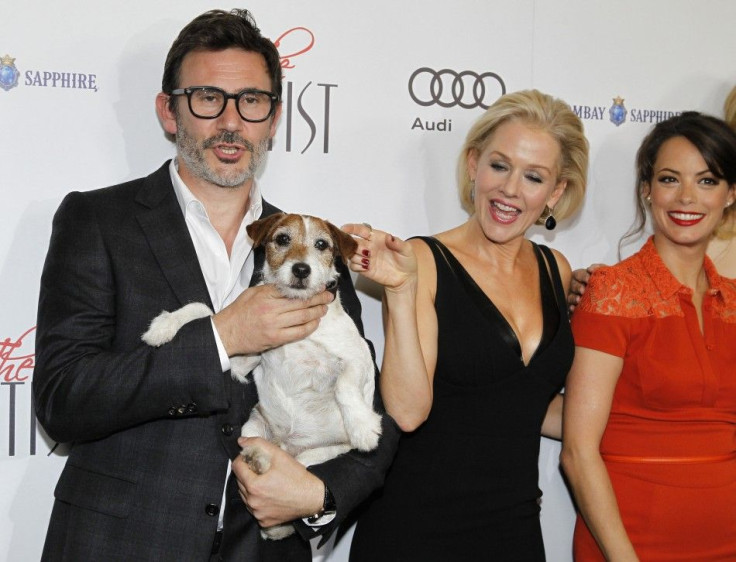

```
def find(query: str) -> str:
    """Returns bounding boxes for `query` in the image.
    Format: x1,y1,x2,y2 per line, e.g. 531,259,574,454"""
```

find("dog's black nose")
292,263,311,279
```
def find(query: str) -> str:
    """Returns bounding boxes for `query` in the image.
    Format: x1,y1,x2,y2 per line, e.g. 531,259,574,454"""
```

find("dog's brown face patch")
250,214,344,299
267,214,336,270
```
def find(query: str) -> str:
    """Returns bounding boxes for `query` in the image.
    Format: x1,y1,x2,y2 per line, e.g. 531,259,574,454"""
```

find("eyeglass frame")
169,86,280,123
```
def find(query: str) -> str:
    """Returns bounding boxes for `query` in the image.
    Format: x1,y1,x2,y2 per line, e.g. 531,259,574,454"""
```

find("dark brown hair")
162,9,282,111
621,111,736,253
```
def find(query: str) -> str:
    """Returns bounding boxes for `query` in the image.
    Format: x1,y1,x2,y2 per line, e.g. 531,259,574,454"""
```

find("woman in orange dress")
561,112,736,561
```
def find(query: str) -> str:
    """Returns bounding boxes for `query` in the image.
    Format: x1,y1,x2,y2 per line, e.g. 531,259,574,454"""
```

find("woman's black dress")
350,237,573,561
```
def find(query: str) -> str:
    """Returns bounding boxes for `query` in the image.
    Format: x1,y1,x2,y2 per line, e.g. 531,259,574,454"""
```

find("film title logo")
1,327,38,457
273,26,336,154
275,26,314,73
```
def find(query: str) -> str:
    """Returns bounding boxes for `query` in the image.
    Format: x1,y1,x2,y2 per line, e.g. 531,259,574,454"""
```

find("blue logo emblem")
609,96,627,127
0,55,20,91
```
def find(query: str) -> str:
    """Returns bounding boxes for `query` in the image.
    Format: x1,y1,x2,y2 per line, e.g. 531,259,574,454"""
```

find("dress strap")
410,236,455,277
535,243,569,319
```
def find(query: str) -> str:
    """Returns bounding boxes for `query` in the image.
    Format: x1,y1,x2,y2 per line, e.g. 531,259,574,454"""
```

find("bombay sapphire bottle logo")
609,96,627,127
0,55,20,91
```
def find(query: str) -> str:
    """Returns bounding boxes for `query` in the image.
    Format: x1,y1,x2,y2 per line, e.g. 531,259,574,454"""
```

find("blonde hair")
717,85,736,239
724,85,736,130
457,89,589,224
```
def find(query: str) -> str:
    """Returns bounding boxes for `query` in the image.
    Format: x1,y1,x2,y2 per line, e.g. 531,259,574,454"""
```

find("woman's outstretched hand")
342,222,417,293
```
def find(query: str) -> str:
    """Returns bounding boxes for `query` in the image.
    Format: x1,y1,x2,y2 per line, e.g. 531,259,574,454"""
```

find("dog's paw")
241,445,271,474
347,410,382,452
141,303,213,347
230,355,261,384
141,311,178,346
260,524,295,541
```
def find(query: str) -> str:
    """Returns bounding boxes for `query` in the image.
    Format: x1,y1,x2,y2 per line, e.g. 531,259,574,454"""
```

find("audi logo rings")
408,67,506,110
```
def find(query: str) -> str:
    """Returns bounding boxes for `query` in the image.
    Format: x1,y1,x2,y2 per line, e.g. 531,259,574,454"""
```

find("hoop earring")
544,206,556,231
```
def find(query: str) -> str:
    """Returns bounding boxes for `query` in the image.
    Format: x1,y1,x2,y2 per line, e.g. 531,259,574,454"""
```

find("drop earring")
470,180,475,203
544,206,556,231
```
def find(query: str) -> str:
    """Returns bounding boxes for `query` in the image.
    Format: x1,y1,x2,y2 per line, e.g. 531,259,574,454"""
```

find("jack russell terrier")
142,212,382,539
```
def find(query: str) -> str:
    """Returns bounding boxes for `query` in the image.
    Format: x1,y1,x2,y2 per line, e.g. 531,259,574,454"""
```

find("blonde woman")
345,89,588,561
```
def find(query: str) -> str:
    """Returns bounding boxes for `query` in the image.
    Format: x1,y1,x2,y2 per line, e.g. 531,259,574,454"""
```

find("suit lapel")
135,162,213,308
135,165,283,304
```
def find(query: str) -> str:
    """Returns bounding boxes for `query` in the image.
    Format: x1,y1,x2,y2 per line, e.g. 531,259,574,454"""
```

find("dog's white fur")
142,213,381,540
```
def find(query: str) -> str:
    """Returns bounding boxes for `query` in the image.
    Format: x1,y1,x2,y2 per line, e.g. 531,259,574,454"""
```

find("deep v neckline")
427,237,560,366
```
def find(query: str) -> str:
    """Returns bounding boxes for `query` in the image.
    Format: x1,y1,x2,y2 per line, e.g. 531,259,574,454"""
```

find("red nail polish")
362,258,369,266
362,249,370,257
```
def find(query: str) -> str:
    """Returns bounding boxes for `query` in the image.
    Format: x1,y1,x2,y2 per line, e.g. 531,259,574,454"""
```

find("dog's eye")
314,239,330,251
275,233,291,246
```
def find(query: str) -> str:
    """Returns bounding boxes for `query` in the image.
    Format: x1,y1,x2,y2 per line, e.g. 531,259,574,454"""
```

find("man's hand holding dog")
213,284,334,356
232,437,325,528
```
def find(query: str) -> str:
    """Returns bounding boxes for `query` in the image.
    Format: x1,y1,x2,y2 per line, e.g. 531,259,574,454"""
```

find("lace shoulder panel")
578,261,657,319
713,277,736,323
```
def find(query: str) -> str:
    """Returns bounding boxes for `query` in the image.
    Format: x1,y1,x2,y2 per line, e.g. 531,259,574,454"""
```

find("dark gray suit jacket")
33,161,399,562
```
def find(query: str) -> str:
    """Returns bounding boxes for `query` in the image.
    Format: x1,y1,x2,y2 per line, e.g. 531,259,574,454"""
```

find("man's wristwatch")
307,484,336,524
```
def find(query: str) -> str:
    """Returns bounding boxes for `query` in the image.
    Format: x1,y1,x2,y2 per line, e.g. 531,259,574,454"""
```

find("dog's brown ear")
327,222,358,262
247,213,285,248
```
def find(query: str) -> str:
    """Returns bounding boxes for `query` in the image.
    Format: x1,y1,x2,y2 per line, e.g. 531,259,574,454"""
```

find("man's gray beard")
175,117,269,188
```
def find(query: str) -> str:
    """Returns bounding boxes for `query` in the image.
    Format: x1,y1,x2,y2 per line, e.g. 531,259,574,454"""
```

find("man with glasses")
34,9,398,562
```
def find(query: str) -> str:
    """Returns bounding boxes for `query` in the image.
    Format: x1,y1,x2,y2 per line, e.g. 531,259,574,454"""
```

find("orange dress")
571,238,736,561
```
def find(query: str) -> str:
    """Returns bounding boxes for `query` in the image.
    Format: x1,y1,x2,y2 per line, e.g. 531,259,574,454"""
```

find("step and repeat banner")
1,1,734,560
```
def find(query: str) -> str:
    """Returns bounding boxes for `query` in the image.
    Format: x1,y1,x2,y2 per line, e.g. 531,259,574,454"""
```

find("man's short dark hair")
162,9,282,112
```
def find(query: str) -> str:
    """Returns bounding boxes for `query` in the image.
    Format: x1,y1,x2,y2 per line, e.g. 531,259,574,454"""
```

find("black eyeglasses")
170,86,279,123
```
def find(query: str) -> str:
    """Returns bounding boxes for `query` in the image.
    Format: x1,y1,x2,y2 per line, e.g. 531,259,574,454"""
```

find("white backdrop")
1,1,734,560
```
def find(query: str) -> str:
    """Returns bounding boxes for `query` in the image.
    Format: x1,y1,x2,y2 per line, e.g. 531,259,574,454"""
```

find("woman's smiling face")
647,135,735,250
